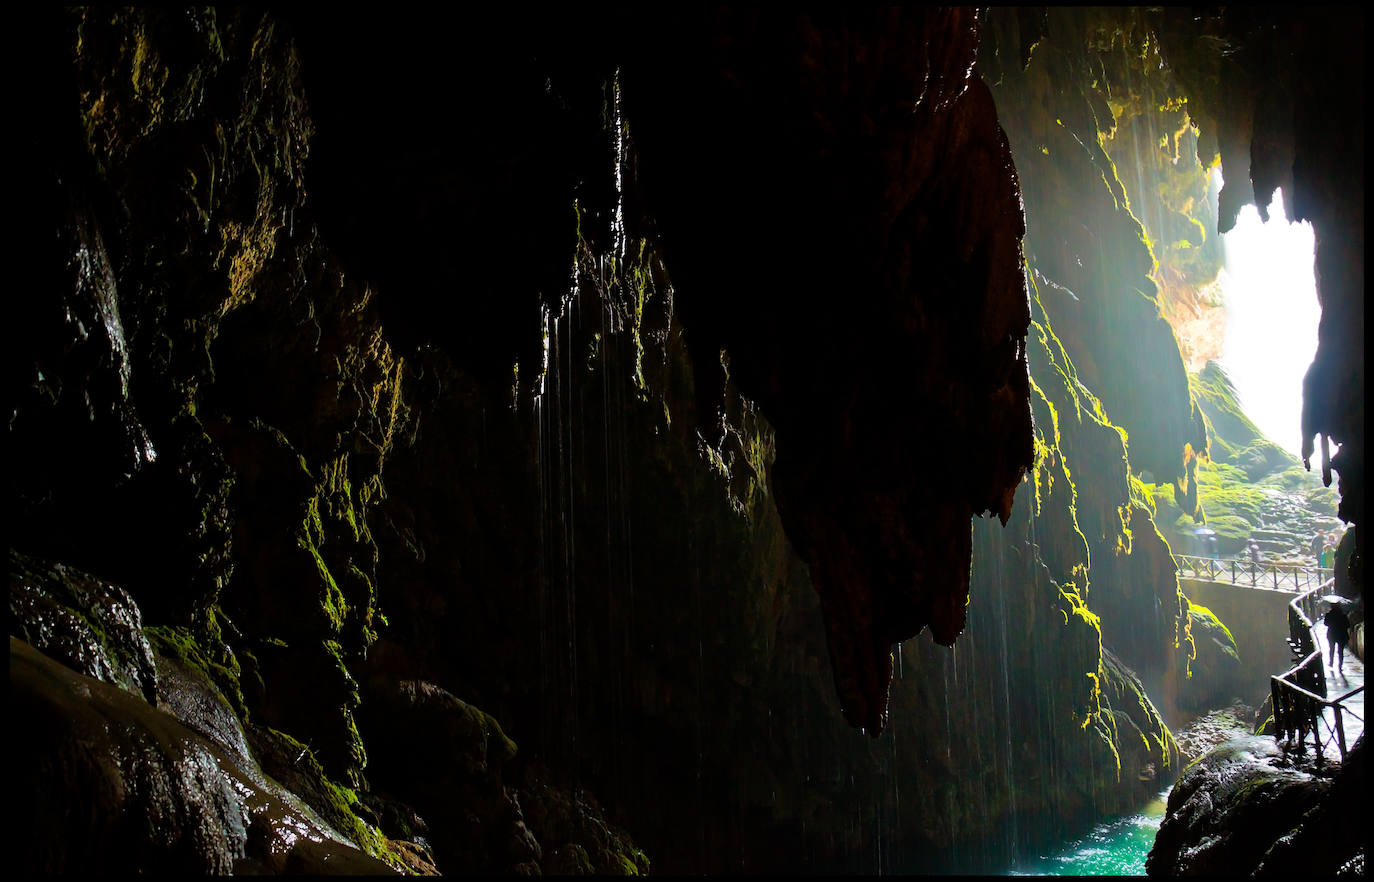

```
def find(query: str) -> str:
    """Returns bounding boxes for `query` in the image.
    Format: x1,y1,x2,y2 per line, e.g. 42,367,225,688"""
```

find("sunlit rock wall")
1149,7,1365,600
981,8,1208,502
978,8,1218,723
981,11,1364,875
1092,28,1226,374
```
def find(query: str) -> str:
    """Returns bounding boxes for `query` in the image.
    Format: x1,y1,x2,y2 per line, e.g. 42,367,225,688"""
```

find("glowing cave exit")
1212,169,1321,463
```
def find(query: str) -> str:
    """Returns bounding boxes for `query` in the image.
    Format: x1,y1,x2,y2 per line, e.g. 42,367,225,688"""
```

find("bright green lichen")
146,622,248,719
249,726,406,872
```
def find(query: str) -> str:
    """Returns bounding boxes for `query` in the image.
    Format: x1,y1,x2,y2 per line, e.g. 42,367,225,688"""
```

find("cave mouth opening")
1212,168,1321,463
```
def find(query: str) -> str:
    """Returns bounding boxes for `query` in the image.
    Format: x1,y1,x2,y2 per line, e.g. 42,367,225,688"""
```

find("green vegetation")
1150,361,1339,556
1188,362,1269,465
1129,473,1158,519
246,724,409,872
146,622,247,719
1186,602,1239,659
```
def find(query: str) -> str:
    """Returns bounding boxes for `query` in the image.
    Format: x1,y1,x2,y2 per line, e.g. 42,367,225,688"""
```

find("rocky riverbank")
1146,734,1364,876
1170,701,1261,763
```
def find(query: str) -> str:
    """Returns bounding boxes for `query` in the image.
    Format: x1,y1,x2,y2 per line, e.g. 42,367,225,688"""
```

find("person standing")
1310,529,1326,560
1323,603,1351,674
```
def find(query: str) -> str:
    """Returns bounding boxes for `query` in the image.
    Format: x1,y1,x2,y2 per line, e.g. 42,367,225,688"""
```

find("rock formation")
1146,734,1364,876
9,6,1363,875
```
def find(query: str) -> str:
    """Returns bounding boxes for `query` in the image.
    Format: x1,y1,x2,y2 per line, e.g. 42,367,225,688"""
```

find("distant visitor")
1321,538,1337,569
1323,603,1351,674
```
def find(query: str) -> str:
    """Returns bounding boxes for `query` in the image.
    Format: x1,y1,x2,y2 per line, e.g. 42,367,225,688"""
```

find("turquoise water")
1007,790,1169,876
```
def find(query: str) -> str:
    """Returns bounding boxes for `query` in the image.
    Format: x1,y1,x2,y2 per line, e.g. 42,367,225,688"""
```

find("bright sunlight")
1213,168,1321,462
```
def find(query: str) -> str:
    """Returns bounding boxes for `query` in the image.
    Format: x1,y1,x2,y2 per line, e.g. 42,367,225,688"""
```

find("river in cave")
1007,789,1169,876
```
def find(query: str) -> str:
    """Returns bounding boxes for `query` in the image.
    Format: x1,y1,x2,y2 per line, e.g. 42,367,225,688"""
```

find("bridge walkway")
1269,581,1364,764
1174,554,1331,592
1174,556,1363,761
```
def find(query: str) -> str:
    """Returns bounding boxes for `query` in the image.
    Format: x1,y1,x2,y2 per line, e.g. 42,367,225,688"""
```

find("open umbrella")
1320,594,1352,607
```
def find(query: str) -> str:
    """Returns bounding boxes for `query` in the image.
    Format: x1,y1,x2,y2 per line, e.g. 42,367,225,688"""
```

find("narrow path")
1311,621,1365,760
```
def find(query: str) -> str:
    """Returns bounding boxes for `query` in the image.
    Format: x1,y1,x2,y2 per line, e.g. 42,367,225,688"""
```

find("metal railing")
1175,554,1332,592
1270,579,1363,762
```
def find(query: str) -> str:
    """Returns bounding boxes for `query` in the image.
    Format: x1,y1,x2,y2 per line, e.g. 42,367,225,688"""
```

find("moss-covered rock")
983,7,1209,492
241,723,403,867
1146,735,1359,876
146,623,247,719
12,636,399,875
1150,363,1343,559
519,773,650,876
9,550,158,704
351,676,543,873
1175,602,1246,714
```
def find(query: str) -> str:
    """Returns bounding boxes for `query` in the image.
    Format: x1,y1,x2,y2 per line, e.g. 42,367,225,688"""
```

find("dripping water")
994,523,1019,863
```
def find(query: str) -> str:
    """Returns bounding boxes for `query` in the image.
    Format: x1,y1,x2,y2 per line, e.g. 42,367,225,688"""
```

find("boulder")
11,637,397,875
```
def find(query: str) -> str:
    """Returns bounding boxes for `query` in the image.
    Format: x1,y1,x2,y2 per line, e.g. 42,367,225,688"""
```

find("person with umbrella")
1322,598,1351,675
1194,527,1219,559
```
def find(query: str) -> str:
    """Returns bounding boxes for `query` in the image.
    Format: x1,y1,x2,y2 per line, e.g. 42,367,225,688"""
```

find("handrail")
1175,554,1331,592
1269,578,1363,762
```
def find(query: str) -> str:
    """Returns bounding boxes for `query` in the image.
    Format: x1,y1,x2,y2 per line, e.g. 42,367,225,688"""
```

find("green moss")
1128,473,1157,519
247,725,406,872
1189,362,1261,450
1187,601,1238,653
320,639,367,775
1158,455,1276,550
146,623,247,719
305,494,326,547
299,534,347,633
551,843,595,875
1196,460,1264,515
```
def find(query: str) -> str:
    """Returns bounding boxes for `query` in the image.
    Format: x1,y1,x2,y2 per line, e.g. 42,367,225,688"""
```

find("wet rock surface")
1146,734,1364,876
11,637,397,875
9,550,158,704
1170,701,1257,763
356,677,539,874
1174,605,1247,716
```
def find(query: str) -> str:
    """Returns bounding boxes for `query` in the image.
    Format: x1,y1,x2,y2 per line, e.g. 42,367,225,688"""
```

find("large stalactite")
615,7,1035,734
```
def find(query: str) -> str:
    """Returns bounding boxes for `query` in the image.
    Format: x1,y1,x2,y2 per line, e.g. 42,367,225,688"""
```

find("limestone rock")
9,550,158,704
11,637,397,875
1146,734,1363,877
